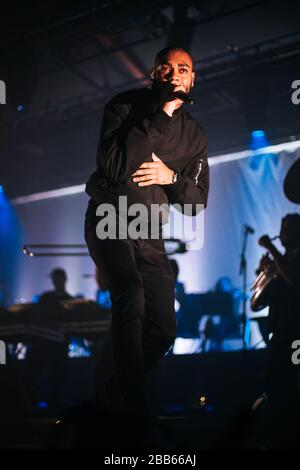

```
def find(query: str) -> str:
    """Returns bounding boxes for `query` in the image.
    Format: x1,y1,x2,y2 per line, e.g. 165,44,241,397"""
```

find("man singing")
84,47,209,419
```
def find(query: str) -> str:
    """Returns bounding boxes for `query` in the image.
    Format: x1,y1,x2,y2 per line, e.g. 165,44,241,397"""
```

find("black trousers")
84,200,176,414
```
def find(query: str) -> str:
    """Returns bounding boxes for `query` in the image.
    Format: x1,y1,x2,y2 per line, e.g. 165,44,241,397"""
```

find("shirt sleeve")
96,95,172,184
163,134,209,216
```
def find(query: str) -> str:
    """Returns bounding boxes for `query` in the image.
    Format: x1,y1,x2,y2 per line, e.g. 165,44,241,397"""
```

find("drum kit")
250,157,300,311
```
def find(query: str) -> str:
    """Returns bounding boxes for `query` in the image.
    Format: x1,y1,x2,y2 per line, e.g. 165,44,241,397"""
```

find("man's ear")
191,71,195,88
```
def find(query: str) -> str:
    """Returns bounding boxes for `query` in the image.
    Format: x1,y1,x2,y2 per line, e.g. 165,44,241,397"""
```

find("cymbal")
284,158,300,204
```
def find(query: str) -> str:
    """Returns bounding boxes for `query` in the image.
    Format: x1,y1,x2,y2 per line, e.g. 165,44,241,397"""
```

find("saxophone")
250,237,280,312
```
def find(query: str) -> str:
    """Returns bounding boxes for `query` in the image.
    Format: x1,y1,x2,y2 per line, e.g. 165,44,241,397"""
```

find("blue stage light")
251,130,265,138
37,401,49,409
250,129,269,150
0,185,23,307
249,129,278,170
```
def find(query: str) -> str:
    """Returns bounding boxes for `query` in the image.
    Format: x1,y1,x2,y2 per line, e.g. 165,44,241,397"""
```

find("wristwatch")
171,171,178,184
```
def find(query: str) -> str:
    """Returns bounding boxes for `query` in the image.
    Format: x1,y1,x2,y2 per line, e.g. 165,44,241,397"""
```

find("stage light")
250,129,269,150
0,188,23,307
249,128,280,172
199,396,206,407
249,129,277,170
251,130,265,138
17,104,25,112
37,401,48,409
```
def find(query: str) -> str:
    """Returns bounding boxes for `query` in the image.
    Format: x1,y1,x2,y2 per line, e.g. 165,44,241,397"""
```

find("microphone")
174,90,194,105
244,224,255,234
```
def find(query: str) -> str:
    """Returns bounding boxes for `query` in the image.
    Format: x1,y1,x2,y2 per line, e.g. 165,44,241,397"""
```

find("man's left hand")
132,153,174,186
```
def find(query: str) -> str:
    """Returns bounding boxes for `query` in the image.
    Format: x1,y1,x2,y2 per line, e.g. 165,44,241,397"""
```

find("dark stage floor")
1,349,297,450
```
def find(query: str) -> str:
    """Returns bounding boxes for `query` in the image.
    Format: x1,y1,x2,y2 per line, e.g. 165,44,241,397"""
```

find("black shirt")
85,87,209,217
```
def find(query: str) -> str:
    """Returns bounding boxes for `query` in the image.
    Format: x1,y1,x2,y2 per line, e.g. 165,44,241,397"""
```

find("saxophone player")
256,213,300,448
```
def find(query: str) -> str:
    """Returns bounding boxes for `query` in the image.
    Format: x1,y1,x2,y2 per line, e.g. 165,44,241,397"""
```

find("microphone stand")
239,226,250,349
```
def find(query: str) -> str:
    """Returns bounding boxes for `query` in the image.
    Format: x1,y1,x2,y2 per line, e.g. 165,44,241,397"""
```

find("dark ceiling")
0,0,300,199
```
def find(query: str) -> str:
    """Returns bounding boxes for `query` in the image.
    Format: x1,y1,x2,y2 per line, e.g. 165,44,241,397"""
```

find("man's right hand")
158,81,184,116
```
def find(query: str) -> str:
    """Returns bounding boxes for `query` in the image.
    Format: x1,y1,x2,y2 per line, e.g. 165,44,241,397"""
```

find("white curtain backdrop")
173,147,300,297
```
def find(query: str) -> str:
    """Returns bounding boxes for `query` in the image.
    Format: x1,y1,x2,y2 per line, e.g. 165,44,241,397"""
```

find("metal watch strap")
172,171,178,184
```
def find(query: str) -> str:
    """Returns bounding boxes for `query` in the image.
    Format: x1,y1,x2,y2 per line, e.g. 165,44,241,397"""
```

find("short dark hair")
154,47,194,68
50,268,67,279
